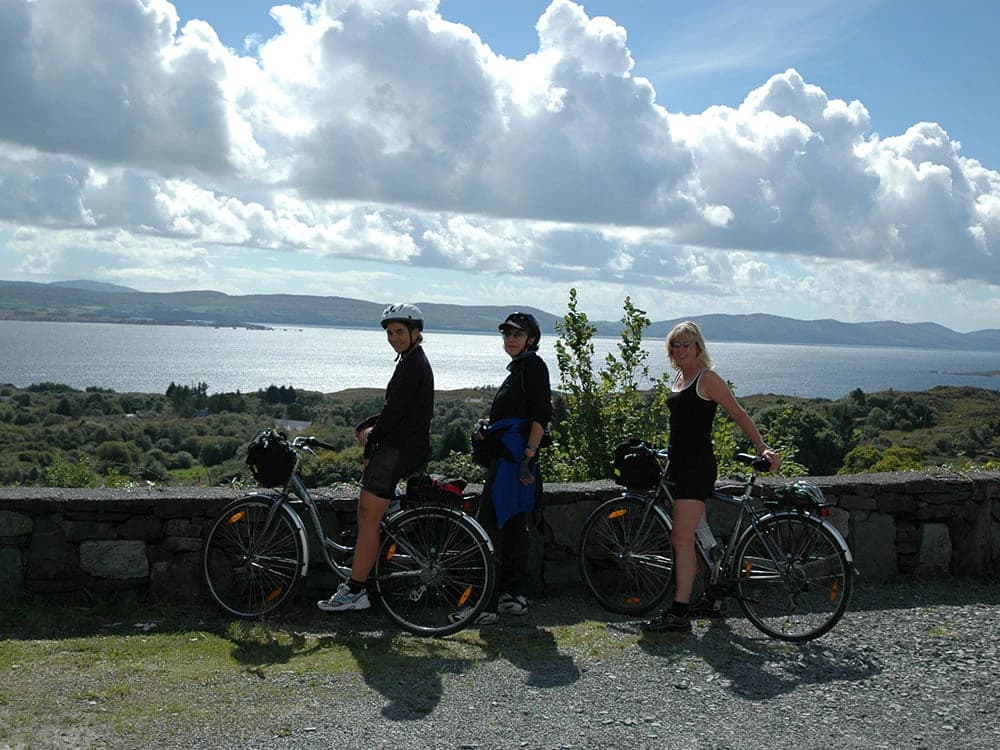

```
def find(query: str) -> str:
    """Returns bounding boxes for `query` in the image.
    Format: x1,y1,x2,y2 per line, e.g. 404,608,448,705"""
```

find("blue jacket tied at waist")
480,417,537,528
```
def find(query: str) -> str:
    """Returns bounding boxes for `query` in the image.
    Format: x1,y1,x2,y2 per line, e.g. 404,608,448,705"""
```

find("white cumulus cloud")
0,0,997,329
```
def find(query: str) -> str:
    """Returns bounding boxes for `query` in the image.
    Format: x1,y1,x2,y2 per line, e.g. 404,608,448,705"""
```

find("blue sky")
1,0,999,332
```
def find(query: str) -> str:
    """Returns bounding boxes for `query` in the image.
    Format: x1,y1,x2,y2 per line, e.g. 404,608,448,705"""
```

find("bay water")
2,319,999,400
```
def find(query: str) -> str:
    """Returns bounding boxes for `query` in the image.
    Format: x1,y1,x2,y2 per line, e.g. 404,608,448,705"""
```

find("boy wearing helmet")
318,303,434,612
464,311,552,624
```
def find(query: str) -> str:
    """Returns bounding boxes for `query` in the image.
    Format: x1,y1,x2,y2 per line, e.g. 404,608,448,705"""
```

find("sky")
1,0,999,333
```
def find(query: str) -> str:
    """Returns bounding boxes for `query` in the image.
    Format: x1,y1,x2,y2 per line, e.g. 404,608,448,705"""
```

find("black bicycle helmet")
381,303,424,331
498,311,541,349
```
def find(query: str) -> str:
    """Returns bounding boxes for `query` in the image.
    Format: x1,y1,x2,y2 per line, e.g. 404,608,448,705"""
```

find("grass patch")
0,598,636,747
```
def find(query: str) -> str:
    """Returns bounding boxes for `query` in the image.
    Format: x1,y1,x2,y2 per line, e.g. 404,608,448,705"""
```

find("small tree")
553,288,605,479
552,291,670,480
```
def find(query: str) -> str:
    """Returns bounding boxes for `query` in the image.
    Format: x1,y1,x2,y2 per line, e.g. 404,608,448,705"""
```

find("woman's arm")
523,420,545,458
700,370,781,469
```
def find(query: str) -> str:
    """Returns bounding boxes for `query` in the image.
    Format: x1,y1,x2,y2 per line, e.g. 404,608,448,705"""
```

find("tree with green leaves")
552,291,671,480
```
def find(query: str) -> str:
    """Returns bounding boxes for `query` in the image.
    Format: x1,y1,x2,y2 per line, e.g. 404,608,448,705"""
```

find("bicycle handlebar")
291,435,339,452
735,452,774,473
655,447,772,474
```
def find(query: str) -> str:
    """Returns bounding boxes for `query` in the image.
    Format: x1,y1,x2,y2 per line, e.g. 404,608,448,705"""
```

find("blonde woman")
644,321,781,633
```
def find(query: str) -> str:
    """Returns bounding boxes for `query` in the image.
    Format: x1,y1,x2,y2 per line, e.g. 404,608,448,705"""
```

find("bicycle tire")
579,495,674,615
203,494,305,618
734,512,852,641
373,506,496,637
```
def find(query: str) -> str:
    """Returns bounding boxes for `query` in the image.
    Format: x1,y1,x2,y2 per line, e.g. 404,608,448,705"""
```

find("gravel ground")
12,580,1000,750
150,579,999,750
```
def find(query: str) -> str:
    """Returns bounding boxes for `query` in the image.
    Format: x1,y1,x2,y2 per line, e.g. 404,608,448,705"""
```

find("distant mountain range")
2,279,999,351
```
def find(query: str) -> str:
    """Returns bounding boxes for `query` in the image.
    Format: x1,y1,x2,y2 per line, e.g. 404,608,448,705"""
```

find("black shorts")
667,453,717,500
361,443,428,499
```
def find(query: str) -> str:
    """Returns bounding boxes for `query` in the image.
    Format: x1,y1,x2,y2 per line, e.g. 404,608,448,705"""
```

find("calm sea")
2,319,999,400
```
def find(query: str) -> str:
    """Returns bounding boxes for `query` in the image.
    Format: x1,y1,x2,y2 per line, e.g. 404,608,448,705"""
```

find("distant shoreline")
5,314,1000,354
0,313,271,331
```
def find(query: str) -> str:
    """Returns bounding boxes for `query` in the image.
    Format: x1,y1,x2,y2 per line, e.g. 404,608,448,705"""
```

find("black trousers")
477,459,541,609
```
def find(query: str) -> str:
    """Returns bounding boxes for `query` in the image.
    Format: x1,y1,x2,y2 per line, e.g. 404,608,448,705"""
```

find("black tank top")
667,369,717,458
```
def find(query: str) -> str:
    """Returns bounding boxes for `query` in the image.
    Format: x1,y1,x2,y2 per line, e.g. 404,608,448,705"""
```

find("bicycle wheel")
373,506,495,637
204,495,305,618
579,495,673,615
734,513,852,641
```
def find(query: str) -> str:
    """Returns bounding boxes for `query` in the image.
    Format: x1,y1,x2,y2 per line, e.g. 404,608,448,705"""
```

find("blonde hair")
665,321,714,371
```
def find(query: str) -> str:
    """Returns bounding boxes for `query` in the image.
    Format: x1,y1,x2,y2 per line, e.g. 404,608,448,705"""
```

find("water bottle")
695,516,716,552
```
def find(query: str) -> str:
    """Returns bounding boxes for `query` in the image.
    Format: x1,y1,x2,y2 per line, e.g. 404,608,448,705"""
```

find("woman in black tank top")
644,322,781,633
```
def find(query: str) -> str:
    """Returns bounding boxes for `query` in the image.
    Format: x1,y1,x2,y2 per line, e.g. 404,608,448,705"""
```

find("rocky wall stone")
27,514,79,581
79,540,149,579
0,510,32,537
118,515,164,540
65,520,117,542
0,547,23,595
915,523,952,577
850,511,898,581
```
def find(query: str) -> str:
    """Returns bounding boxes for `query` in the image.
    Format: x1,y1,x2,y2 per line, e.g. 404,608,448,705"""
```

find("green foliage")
1,335,997,489
428,451,486,483
550,290,801,480
300,446,365,486
45,456,99,488
551,291,671,480
840,444,924,473
753,402,844,475
552,288,605,479
694,386,806,479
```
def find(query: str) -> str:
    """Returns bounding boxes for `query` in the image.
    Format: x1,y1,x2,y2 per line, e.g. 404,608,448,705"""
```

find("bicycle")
203,432,496,637
579,443,856,641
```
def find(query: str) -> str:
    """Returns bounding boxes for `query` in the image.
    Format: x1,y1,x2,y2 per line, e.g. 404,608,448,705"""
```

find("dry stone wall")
1,470,998,604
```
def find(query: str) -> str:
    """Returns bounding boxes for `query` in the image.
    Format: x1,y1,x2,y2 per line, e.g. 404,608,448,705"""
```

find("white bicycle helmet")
381,303,424,330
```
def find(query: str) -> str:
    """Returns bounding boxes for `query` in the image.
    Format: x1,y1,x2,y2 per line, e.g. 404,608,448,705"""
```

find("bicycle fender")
604,494,673,531
753,510,854,564
454,508,496,555
390,504,496,555
234,493,311,577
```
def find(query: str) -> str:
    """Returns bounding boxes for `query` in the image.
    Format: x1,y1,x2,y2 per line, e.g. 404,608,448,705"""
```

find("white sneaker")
317,582,370,612
497,592,528,616
448,608,499,626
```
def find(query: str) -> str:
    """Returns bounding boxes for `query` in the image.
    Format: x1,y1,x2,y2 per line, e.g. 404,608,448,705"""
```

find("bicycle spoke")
204,497,304,618
374,507,495,637
735,514,852,641
579,496,673,615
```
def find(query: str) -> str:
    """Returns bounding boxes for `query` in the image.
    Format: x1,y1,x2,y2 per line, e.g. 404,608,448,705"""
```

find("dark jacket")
356,345,433,456
489,351,552,430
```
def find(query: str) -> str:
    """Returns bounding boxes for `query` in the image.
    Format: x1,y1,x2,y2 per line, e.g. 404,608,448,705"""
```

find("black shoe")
641,611,692,633
689,594,726,619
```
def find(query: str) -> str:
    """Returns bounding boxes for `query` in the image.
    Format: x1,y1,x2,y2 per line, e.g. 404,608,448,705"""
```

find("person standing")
465,312,552,626
643,320,780,633
318,303,433,613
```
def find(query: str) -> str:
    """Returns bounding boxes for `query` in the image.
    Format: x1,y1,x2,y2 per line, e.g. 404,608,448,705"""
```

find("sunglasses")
501,329,527,340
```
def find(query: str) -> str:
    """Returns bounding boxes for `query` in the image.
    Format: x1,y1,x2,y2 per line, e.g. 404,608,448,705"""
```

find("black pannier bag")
612,438,661,489
245,429,296,488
